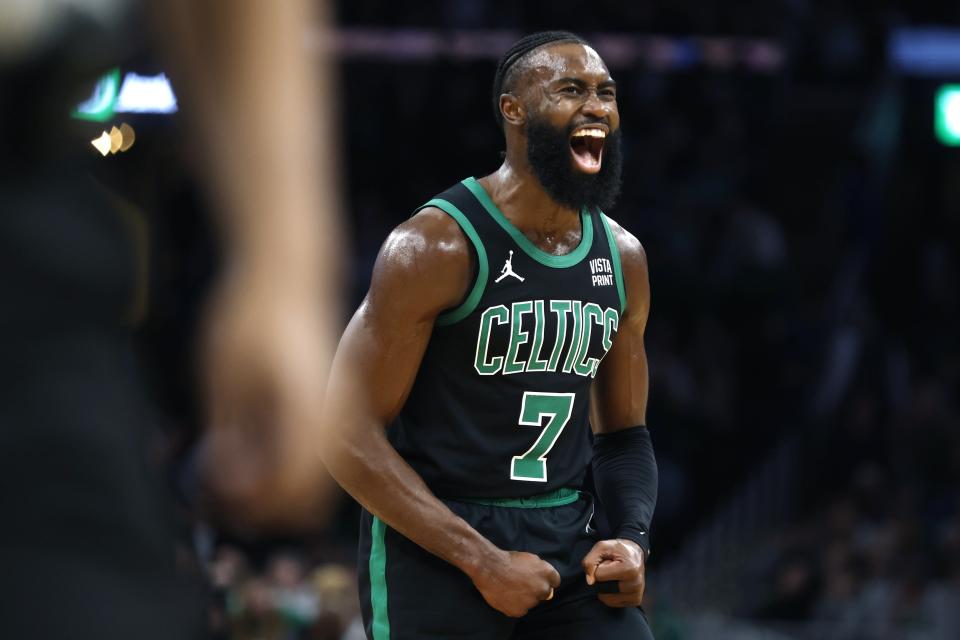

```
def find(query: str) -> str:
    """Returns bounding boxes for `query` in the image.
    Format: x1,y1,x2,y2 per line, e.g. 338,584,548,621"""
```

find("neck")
478,150,581,234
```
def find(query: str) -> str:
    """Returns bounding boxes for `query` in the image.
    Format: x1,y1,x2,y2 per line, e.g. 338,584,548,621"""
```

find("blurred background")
4,1,960,639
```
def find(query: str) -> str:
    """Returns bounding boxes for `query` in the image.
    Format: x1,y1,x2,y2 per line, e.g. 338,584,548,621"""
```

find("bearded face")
525,113,623,212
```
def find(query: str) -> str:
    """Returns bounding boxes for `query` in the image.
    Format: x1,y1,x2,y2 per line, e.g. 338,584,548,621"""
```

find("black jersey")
389,177,626,499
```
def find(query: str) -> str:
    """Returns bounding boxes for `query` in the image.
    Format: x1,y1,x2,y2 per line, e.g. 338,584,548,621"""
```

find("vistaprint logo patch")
589,257,613,287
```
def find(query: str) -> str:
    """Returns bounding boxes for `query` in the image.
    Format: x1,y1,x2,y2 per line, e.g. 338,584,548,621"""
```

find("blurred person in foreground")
323,31,657,638
0,0,337,637
162,0,339,530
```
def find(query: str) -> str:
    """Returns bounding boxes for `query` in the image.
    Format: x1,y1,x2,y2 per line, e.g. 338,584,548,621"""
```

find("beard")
525,116,623,212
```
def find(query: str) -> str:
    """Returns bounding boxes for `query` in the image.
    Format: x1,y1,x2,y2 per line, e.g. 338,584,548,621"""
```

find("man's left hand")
581,538,646,607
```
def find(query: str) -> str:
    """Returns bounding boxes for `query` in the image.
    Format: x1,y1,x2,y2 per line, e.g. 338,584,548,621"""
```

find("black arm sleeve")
591,425,658,556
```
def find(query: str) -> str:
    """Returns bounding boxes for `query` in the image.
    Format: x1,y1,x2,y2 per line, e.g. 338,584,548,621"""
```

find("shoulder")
378,206,472,272
601,214,648,284
601,214,649,319
368,206,473,317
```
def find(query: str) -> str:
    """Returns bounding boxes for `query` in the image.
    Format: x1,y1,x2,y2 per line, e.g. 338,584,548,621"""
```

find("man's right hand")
470,550,561,617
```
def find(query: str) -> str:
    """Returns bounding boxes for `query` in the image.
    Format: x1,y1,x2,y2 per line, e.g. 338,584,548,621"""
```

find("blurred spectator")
206,545,360,640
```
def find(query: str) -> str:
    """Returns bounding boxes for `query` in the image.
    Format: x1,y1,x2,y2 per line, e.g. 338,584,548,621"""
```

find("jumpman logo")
495,250,524,283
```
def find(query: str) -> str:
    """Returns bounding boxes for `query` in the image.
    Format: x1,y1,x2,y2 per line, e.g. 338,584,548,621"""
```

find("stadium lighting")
73,69,178,120
72,68,121,122
91,131,112,156
115,72,178,114
935,84,960,146
89,123,136,156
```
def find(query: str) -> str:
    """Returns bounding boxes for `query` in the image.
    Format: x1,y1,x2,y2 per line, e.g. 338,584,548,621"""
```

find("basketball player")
323,32,658,638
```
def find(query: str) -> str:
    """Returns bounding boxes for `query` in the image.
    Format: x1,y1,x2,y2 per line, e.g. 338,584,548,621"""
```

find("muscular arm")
591,220,650,433
323,209,485,566
583,218,657,606
322,209,559,617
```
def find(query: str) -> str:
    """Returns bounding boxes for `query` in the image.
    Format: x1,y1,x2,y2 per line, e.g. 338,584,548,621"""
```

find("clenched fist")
470,549,561,617
582,538,646,607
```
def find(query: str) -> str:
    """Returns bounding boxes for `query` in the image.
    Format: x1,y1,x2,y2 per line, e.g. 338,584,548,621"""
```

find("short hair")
491,30,588,126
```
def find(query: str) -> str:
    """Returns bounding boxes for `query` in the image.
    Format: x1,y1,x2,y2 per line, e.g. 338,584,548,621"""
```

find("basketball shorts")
357,488,654,639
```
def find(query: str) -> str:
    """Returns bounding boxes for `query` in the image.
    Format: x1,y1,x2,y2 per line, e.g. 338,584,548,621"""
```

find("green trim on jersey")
459,487,580,508
600,213,627,314
462,177,593,268
419,198,490,326
369,516,390,639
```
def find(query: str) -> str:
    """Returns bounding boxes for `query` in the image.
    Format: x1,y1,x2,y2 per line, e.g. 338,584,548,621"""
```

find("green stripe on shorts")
458,487,580,508
370,516,390,639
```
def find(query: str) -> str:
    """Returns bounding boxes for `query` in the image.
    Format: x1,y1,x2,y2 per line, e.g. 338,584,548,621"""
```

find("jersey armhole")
600,212,628,315
413,198,488,326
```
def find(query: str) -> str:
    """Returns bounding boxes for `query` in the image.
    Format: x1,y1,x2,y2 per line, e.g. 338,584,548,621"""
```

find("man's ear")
499,93,525,126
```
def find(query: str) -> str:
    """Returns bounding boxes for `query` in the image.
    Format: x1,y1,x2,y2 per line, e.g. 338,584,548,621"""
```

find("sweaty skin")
482,43,620,245
322,42,650,615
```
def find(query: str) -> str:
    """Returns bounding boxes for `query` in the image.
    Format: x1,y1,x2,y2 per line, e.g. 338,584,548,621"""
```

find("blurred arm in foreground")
159,0,341,529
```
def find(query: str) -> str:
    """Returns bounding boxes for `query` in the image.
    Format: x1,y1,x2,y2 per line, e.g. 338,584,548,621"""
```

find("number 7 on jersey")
510,392,575,482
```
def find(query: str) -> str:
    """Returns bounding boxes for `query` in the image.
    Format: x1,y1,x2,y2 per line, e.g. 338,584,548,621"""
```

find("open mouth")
569,127,606,174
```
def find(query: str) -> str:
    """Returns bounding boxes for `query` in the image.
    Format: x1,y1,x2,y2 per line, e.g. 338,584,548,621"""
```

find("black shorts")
357,489,653,639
